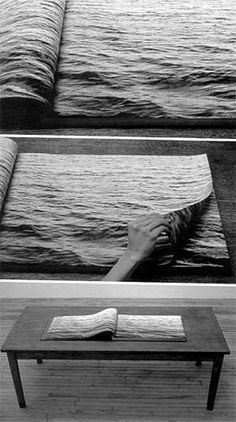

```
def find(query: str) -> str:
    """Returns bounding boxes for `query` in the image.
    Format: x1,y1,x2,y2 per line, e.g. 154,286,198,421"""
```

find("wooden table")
1,306,230,410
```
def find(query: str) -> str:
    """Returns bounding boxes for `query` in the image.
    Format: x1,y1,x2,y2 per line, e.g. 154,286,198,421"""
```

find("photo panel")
1,0,235,129
0,136,231,281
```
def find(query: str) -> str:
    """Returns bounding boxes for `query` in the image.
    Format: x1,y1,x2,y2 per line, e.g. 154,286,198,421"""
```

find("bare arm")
103,214,169,281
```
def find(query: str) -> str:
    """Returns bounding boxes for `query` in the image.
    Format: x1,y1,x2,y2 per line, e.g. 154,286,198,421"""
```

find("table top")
1,306,230,356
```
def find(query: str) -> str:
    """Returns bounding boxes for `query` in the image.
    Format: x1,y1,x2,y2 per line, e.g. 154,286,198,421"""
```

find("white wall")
1,280,235,299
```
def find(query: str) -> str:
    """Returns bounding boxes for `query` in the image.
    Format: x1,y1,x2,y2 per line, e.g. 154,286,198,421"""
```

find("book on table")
41,308,186,342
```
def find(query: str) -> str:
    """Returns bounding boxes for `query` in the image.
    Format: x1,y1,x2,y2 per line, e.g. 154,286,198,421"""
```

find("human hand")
103,213,170,281
126,213,170,264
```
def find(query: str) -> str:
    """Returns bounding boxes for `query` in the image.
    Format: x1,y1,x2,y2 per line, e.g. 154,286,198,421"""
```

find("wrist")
124,248,144,267
102,248,143,281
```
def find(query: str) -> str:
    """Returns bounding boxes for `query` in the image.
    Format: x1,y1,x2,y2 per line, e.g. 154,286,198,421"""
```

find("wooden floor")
1,298,235,422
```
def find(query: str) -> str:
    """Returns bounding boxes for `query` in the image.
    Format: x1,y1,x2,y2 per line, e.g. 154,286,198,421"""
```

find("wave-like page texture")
0,138,18,213
0,0,67,120
116,315,186,341
1,0,235,121
53,0,236,118
156,199,210,266
0,153,229,275
41,308,118,340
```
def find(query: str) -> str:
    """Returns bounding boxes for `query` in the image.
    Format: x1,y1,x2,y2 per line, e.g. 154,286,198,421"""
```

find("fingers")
133,213,163,225
152,225,170,239
132,213,170,232
127,214,171,262
133,214,158,226
147,218,170,232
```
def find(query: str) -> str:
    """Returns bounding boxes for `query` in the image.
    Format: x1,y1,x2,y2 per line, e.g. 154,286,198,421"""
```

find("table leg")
7,352,26,408
207,354,224,411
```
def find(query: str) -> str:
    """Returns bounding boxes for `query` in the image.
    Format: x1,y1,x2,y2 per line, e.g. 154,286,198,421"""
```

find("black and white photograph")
1,0,235,128
0,0,235,421
0,136,231,278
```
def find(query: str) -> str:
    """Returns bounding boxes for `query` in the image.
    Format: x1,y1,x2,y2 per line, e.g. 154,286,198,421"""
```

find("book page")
0,153,229,275
53,0,234,119
115,315,186,341
0,137,18,213
41,308,118,340
1,0,67,116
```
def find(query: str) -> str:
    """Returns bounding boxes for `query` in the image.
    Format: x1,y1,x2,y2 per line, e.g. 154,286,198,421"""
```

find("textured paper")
41,308,186,342
0,142,230,275
116,315,186,341
41,308,117,340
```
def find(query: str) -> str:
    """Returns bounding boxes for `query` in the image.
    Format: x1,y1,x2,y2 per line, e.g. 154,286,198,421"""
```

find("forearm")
102,214,169,281
102,250,141,281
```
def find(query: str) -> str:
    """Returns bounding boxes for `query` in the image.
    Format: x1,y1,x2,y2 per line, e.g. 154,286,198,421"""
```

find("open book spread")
0,136,229,274
41,308,186,342
1,1,234,121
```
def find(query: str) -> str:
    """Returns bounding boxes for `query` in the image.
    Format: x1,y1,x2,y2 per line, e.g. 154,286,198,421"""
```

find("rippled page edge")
0,137,18,213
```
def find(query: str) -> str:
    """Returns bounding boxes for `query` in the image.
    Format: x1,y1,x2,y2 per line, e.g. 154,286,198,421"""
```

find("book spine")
0,138,18,213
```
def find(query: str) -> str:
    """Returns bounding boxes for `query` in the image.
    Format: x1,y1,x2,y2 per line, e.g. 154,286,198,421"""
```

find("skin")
103,213,170,281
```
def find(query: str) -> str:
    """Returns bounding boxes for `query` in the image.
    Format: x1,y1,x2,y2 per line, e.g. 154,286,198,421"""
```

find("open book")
0,136,229,274
41,308,186,342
